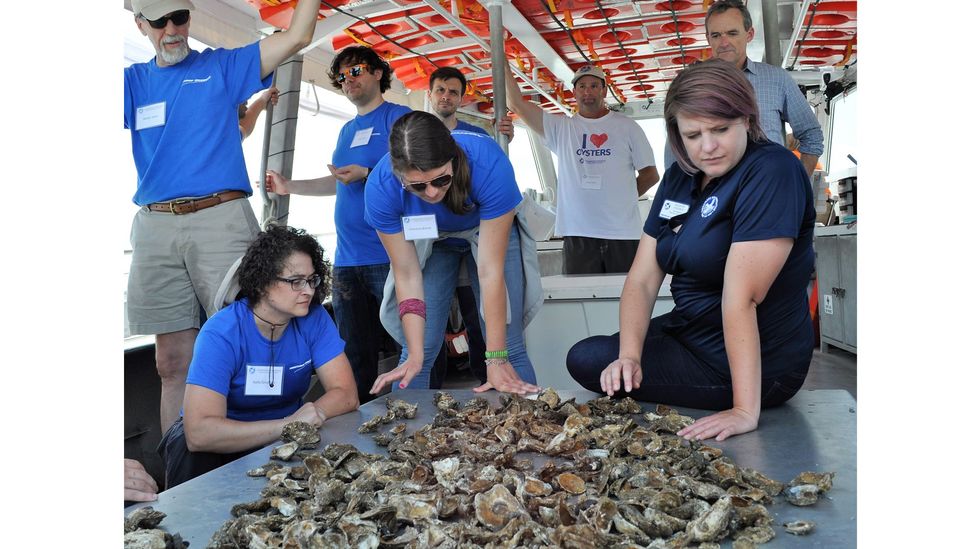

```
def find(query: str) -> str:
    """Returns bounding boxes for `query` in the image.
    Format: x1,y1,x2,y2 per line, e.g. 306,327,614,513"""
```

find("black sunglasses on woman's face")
402,173,453,193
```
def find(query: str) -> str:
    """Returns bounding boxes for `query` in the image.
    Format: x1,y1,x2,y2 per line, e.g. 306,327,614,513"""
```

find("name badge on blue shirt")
351,128,373,148
244,365,284,396
402,215,439,240
659,200,690,220
135,101,166,131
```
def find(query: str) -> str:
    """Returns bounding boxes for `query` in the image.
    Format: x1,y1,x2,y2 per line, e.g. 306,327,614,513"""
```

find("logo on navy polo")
701,196,719,218
576,133,612,163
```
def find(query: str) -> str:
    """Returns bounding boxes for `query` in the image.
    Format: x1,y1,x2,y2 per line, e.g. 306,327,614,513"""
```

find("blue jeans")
331,263,394,403
396,227,536,390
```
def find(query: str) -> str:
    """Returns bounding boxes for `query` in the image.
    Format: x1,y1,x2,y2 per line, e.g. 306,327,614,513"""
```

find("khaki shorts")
127,197,260,335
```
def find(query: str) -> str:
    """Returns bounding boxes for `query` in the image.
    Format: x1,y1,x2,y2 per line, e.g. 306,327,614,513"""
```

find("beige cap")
571,65,606,85
131,0,195,21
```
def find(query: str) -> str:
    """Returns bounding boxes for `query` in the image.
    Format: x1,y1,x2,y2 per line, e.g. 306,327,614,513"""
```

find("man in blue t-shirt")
427,66,516,140
265,46,411,404
123,0,322,435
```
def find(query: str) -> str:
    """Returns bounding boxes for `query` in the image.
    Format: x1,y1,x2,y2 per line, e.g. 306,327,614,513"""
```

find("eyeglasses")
142,10,190,29
402,173,453,193
276,274,322,291
336,64,369,84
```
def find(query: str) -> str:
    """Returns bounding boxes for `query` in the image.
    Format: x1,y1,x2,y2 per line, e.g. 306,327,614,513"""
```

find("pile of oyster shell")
124,506,188,549
206,390,834,548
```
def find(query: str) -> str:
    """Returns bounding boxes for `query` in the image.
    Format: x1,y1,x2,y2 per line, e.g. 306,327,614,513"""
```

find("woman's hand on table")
287,402,328,428
600,358,643,396
370,355,423,394
474,360,540,395
677,407,758,442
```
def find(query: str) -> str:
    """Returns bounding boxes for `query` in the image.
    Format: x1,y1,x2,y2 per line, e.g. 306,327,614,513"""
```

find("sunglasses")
336,64,369,84
402,173,453,193
143,10,190,29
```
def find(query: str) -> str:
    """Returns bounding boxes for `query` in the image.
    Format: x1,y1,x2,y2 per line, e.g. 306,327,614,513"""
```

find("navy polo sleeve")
731,149,809,243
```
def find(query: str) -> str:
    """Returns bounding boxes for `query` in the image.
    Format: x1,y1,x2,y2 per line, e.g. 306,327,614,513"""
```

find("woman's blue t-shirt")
364,131,522,234
185,299,345,422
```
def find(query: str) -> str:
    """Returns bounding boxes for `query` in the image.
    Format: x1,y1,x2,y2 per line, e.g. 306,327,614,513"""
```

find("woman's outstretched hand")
600,357,642,396
474,360,540,395
677,407,758,442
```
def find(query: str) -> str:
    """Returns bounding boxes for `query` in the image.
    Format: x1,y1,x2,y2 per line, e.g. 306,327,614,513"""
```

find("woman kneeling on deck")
567,59,816,442
159,225,359,489
365,111,540,396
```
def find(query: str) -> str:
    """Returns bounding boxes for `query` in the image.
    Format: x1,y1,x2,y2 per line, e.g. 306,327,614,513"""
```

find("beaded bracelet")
398,298,426,320
485,349,509,359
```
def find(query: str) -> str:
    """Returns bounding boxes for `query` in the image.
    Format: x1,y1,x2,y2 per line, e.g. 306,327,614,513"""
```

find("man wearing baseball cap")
123,0,323,440
506,63,659,275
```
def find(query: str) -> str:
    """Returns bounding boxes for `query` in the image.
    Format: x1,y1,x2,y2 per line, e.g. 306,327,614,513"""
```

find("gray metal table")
126,389,856,547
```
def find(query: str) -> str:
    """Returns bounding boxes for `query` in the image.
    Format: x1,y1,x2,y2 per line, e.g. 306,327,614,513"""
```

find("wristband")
486,357,509,367
364,167,371,180
398,298,426,320
485,350,508,359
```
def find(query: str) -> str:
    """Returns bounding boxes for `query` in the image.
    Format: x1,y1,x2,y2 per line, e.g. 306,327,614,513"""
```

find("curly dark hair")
237,225,333,306
329,46,393,93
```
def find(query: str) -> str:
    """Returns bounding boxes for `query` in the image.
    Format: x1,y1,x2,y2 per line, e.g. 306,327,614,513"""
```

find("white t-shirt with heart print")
543,110,656,240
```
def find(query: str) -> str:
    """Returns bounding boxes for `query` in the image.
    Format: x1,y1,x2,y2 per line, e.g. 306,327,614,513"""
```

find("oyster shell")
556,472,587,495
537,387,561,409
789,470,835,493
270,441,300,461
123,507,187,549
686,496,734,542
784,519,816,535
357,414,385,433
124,506,167,533
281,420,321,448
386,397,418,419
475,483,525,530
785,484,821,506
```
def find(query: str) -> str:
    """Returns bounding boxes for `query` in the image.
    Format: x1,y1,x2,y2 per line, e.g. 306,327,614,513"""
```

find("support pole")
761,0,782,67
261,53,304,228
485,0,509,154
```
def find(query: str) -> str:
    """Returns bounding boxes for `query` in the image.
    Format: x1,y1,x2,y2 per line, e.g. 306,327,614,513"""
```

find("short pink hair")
665,59,768,174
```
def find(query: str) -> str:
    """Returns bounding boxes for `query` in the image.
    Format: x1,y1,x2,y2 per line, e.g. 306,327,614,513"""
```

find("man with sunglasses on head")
123,0,322,438
265,46,412,405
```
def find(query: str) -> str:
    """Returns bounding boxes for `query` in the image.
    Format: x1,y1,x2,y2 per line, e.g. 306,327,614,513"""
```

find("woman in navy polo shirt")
567,59,816,441
159,226,359,488
364,111,539,396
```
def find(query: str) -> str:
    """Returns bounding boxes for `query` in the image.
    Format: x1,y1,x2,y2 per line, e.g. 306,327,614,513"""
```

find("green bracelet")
485,350,509,359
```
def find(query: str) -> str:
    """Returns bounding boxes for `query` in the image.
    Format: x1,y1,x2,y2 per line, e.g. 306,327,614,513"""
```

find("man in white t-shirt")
505,64,659,274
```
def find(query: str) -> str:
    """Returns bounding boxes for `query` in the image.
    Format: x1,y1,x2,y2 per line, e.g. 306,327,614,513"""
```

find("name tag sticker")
244,365,284,396
402,215,439,240
351,128,374,147
581,174,602,190
659,200,690,219
135,101,166,131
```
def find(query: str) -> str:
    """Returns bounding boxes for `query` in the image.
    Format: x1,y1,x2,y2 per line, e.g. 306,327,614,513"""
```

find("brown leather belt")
147,191,246,215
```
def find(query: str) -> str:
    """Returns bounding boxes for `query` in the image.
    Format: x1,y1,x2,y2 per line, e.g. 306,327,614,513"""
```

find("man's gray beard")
158,39,190,65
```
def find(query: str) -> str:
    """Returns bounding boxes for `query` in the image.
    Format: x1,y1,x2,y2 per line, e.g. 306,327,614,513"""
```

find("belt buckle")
169,199,192,214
